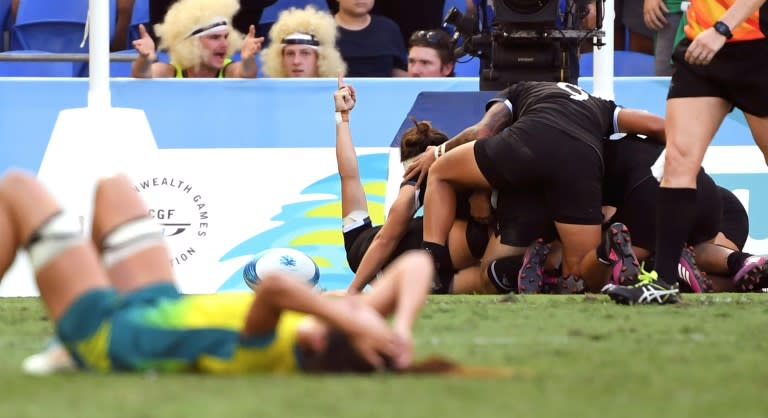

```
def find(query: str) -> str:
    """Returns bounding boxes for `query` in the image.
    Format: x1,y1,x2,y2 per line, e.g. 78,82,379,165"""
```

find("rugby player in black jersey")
404,81,666,294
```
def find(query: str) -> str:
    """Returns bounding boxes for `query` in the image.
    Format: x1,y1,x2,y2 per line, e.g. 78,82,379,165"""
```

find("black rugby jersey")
488,81,619,154
602,135,663,206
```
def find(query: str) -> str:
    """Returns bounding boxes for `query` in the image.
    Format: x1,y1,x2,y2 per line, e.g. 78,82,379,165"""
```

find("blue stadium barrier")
579,50,656,77
0,78,764,293
109,49,137,77
391,91,496,145
453,56,480,77
0,77,753,172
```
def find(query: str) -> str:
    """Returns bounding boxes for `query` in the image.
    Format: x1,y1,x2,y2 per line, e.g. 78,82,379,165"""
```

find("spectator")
327,0,447,48
407,29,455,77
260,5,346,78
148,0,277,40
617,0,655,52
112,0,136,52
333,0,408,77
643,0,683,75
131,0,264,78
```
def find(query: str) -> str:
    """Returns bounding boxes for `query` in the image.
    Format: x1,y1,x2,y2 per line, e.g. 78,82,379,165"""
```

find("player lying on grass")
0,170,486,374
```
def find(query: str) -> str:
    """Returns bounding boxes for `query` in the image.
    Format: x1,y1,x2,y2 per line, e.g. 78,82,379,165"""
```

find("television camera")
444,0,606,90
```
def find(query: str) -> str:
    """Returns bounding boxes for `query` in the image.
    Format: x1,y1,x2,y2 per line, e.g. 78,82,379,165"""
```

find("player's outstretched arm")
616,108,666,143
347,187,419,293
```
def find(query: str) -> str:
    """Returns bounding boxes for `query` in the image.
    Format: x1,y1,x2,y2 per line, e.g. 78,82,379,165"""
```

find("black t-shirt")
488,81,619,156
337,15,408,77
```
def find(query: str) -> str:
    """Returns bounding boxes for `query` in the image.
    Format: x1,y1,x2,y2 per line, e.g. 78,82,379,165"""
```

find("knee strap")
101,216,164,268
25,211,85,273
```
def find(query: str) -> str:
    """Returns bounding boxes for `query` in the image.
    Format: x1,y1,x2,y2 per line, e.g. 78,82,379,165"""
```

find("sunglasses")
409,30,451,48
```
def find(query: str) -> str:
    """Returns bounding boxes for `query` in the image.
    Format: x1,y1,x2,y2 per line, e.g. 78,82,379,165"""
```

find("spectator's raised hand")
132,24,157,61
334,72,357,112
241,25,264,61
643,0,669,31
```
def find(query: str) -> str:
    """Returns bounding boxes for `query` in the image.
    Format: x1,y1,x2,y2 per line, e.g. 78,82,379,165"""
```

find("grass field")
2,294,767,418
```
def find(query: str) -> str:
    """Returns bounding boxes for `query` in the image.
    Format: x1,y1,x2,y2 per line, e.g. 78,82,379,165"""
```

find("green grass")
2,294,767,418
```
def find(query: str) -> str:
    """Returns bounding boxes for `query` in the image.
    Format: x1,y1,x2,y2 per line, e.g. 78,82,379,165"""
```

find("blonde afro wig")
154,0,243,70
261,6,347,78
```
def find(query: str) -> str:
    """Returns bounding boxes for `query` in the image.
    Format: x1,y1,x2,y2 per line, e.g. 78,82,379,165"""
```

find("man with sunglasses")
407,29,456,77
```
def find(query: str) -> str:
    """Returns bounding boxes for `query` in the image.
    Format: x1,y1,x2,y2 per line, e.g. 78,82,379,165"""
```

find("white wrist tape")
335,112,349,124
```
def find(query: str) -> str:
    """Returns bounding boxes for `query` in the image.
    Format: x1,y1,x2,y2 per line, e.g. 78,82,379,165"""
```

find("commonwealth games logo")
134,177,210,265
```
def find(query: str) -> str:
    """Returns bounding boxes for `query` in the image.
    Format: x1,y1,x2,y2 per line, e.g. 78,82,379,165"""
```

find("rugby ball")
242,247,320,290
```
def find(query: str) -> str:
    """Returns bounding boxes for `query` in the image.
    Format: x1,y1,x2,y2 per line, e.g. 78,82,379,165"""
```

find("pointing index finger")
337,71,345,89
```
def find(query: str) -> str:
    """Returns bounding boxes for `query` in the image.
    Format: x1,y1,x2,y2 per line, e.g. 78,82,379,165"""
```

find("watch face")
715,21,733,39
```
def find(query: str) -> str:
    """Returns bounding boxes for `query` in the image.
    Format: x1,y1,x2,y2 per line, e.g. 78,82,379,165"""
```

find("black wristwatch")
713,20,734,39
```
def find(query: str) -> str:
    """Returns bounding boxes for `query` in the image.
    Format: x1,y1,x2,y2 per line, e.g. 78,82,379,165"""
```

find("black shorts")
465,219,491,259
494,191,558,247
343,217,377,272
668,38,768,117
718,186,749,251
474,123,604,225
611,170,721,250
343,217,424,272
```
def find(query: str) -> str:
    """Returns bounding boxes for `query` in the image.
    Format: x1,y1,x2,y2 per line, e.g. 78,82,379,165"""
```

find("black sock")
421,241,453,293
654,187,697,286
727,251,753,276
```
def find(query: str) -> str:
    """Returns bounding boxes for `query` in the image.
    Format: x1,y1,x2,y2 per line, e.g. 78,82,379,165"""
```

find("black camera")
443,0,605,90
